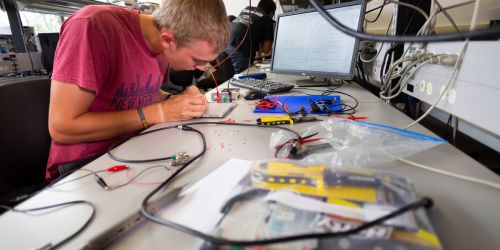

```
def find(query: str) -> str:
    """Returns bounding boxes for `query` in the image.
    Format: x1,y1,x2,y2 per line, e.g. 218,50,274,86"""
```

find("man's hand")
158,93,208,121
184,84,202,95
183,84,208,105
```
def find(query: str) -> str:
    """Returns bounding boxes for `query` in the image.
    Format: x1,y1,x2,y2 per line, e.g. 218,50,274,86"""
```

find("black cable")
355,62,362,82
49,169,104,188
380,44,398,85
358,59,369,83
365,0,387,23
97,165,171,190
445,114,452,141
246,0,253,75
108,121,302,163
379,0,421,98
323,89,359,114
308,0,500,42
0,200,96,249
35,165,171,194
365,1,391,15
9,168,95,203
355,60,368,86
97,119,434,246
141,182,432,247
107,133,176,163
381,4,419,83
133,123,434,246
290,87,357,115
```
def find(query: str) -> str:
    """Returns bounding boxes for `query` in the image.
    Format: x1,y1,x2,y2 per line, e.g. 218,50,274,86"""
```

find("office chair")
0,78,51,204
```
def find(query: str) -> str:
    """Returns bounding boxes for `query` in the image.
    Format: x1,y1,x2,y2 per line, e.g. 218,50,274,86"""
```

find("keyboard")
229,78,294,94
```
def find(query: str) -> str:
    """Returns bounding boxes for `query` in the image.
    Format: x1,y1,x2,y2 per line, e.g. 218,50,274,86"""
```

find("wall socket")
403,41,500,139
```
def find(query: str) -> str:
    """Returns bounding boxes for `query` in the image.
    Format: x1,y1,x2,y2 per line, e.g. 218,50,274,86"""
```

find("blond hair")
153,0,230,52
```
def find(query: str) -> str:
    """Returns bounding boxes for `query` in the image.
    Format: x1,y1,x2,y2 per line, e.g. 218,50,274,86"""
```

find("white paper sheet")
157,158,251,233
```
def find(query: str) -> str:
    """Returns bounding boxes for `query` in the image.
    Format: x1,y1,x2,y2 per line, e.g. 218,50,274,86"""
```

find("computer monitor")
270,1,365,86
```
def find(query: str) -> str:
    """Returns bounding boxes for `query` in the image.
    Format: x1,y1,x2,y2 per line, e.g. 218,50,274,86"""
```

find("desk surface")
0,72,499,250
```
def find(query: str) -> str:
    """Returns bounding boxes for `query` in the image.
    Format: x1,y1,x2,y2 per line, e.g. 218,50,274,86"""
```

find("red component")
255,98,277,110
106,165,128,172
346,115,367,120
219,118,236,124
215,91,221,103
299,138,323,144
211,72,221,103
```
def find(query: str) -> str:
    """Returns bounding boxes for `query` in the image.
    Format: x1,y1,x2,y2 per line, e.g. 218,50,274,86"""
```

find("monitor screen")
270,1,365,85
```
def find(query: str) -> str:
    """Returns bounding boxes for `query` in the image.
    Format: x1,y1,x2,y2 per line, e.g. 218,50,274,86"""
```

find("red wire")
212,23,250,69
210,71,220,102
299,138,323,144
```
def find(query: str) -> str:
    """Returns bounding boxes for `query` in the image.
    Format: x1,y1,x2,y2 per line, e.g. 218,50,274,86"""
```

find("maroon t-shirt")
47,5,167,180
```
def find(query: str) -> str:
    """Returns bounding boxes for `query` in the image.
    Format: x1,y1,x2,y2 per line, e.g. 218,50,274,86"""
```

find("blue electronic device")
254,95,342,114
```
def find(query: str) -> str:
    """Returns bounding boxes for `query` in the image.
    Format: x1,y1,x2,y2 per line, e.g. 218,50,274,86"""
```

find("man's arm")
154,89,170,102
49,80,208,144
260,40,273,56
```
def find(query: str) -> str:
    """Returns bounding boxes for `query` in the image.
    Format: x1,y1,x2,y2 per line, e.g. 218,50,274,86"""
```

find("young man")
46,0,230,181
225,0,276,73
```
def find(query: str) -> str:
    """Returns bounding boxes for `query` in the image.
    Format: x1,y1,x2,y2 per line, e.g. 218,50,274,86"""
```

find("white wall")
224,0,258,17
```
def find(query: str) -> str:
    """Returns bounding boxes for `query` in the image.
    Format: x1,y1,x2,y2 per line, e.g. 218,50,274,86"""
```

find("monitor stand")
295,77,333,87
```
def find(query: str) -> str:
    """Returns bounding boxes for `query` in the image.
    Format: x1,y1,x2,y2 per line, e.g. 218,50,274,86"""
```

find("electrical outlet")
419,80,426,92
448,89,457,104
402,41,500,144
426,82,433,95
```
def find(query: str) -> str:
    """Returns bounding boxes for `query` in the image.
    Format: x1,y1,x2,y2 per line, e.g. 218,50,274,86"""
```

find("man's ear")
160,29,176,50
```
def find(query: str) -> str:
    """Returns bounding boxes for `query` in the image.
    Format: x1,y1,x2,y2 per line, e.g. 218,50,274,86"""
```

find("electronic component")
95,175,109,190
106,165,128,172
210,91,239,102
256,116,319,125
257,116,293,125
309,99,337,113
172,152,190,166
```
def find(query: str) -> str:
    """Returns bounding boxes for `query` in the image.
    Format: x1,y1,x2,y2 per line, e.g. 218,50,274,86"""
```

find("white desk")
0,72,499,250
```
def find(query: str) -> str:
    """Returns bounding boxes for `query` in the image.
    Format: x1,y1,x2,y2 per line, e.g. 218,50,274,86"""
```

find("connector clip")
172,152,190,166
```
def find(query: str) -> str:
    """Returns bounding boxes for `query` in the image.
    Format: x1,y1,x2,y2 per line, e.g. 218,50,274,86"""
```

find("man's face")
163,38,218,71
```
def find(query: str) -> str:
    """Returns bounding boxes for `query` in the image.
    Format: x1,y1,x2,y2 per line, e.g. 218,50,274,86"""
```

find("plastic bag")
211,160,442,250
270,118,445,168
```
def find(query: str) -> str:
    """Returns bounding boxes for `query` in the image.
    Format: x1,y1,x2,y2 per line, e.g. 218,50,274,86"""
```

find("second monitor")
270,1,365,87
